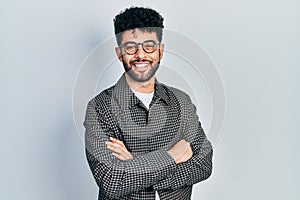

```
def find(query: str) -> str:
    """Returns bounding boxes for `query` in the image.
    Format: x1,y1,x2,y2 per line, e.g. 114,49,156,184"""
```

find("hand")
167,140,193,164
106,137,133,161
175,146,193,164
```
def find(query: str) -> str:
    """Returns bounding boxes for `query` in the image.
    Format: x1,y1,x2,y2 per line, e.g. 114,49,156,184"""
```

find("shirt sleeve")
152,94,213,191
84,99,176,199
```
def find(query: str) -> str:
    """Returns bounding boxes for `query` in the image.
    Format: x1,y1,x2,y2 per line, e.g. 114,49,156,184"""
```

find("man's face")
116,29,164,82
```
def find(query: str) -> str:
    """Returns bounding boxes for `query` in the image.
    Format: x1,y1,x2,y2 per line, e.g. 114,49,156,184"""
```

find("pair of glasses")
119,40,160,55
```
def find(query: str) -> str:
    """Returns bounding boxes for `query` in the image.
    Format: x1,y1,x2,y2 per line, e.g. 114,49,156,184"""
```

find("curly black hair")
114,7,164,45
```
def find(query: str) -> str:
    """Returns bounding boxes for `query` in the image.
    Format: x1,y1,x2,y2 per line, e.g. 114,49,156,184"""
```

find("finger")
179,139,190,147
127,152,133,160
112,152,132,161
106,141,132,160
172,140,190,154
106,141,124,149
123,151,132,159
182,148,193,162
112,152,118,157
107,142,127,151
112,152,125,161
110,137,126,148
106,144,124,154
121,152,133,160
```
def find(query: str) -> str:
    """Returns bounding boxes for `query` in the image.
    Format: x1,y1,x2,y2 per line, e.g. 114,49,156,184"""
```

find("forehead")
121,29,158,43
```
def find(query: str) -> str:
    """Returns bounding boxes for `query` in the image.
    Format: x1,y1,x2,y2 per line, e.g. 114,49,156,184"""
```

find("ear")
159,44,164,60
115,47,123,62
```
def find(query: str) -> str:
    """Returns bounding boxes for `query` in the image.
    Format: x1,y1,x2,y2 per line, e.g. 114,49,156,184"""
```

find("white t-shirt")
131,89,154,110
155,191,160,199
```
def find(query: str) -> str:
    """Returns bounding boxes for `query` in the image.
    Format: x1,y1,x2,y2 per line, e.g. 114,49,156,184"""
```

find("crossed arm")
84,97,213,198
105,104,212,191
106,137,193,164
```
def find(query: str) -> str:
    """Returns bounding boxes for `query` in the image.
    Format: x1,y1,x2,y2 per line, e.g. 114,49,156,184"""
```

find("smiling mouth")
131,61,151,72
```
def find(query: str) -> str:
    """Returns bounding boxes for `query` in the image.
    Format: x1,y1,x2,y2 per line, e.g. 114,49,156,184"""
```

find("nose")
134,45,147,58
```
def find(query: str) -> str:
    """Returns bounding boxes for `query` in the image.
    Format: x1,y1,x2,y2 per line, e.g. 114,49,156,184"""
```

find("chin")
129,74,153,82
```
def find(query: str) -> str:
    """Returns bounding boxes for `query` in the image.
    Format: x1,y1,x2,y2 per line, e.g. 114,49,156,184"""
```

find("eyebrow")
121,40,157,44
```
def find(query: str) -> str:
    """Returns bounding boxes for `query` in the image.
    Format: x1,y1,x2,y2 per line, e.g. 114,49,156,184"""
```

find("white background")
1,0,299,199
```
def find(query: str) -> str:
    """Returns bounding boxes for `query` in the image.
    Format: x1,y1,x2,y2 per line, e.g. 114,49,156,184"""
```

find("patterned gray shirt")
84,73,213,200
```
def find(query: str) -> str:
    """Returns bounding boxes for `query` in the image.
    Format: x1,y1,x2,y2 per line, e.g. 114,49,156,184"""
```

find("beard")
122,58,160,82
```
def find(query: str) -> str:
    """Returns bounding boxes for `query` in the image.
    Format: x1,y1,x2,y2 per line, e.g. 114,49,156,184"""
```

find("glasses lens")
143,40,157,53
123,42,138,55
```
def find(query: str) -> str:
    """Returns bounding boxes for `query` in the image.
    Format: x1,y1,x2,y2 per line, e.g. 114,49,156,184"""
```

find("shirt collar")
154,80,171,106
113,73,171,110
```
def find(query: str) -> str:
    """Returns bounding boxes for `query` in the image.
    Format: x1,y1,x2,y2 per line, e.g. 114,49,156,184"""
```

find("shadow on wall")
48,119,98,200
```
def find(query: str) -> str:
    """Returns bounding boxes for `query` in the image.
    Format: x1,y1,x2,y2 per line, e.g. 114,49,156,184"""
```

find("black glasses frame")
119,40,160,55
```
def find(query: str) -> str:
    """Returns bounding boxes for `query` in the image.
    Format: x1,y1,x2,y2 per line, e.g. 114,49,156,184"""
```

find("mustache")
130,59,152,65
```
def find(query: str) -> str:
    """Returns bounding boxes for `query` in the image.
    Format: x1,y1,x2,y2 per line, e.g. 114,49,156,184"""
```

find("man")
84,7,213,199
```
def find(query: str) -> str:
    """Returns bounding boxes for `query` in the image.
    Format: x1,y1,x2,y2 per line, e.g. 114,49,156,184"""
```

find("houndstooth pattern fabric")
84,73,213,199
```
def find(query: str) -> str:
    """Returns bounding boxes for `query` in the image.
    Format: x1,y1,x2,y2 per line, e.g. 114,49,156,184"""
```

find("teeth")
135,63,148,67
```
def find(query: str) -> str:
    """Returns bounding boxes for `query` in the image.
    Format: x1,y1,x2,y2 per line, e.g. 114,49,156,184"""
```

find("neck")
125,74,155,93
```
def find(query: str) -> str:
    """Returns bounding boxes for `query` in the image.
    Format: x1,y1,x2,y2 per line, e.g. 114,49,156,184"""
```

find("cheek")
122,55,133,63
152,52,161,62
